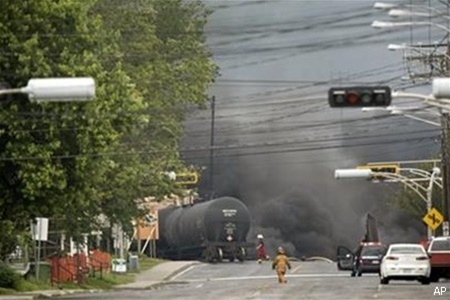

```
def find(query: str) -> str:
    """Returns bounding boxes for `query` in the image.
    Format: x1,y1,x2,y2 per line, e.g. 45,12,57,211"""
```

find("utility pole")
442,29,450,232
441,113,450,227
209,96,215,199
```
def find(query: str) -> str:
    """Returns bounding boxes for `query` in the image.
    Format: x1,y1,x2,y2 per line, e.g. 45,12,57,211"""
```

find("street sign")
32,217,49,241
422,208,444,231
443,221,449,236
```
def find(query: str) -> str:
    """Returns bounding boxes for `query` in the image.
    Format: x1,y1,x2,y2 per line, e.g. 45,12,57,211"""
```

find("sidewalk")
0,260,199,299
114,260,199,290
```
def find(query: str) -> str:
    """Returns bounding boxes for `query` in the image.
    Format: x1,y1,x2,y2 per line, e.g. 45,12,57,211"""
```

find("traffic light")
175,171,199,186
328,86,391,107
357,164,399,179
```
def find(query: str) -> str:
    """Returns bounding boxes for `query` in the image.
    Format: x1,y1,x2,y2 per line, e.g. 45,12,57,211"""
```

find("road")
56,261,448,300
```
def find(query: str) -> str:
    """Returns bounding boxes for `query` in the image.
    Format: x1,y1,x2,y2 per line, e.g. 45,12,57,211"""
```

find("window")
361,246,386,256
430,240,450,251
390,247,424,255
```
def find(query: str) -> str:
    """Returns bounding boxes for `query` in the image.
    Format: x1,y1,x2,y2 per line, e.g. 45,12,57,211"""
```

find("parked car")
337,242,386,276
379,243,431,285
426,236,450,282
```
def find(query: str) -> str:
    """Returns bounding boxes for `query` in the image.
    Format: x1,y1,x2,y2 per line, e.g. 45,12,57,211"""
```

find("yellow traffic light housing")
175,171,199,186
357,164,400,179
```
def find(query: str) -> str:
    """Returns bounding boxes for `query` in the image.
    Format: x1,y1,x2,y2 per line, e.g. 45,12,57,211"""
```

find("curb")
114,261,200,291
32,290,101,299
163,261,200,281
0,289,102,300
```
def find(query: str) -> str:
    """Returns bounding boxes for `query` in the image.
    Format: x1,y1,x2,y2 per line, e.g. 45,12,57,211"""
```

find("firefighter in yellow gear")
272,246,291,283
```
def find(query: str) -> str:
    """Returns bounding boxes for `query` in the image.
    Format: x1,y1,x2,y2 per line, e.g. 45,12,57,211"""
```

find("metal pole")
441,113,450,224
426,168,439,240
137,221,141,255
209,96,216,199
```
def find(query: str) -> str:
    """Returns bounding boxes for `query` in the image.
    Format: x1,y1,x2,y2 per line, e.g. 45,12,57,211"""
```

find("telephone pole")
441,113,450,226
209,96,216,199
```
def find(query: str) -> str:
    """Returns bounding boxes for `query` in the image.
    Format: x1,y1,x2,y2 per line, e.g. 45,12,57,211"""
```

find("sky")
181,0,445,258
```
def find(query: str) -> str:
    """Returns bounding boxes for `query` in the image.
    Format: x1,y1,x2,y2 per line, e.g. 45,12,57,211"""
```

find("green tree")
93,0,217,214
0,0,217,257
0,0,145,250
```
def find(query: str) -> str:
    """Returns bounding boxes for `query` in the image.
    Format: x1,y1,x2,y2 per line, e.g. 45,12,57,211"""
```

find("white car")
379,243,431,285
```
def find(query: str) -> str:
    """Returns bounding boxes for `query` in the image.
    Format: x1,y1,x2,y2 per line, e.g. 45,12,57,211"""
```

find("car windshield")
389,247,423,255
430,240,450,251
361,246,385,256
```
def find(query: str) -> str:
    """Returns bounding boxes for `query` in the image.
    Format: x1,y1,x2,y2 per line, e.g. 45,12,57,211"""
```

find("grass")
1,257,165,293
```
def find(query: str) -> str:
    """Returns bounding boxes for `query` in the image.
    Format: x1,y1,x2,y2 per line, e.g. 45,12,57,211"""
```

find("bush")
0,265,21,289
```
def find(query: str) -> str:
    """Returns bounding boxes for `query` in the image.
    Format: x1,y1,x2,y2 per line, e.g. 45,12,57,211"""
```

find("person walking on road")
256,234,268,263
272,246,291,283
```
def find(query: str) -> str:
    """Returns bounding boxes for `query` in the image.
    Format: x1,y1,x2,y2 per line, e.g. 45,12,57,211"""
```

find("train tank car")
156,196,252,262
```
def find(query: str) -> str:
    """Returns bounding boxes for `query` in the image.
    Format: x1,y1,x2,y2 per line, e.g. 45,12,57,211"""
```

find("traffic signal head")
357,164,399,180
328,86,391,107
175,171,199,186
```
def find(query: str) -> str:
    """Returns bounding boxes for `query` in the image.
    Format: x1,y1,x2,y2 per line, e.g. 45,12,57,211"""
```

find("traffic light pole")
335,167,442,240
441,113,450,227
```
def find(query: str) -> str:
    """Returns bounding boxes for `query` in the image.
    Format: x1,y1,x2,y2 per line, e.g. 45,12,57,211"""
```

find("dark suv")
337,242,387,277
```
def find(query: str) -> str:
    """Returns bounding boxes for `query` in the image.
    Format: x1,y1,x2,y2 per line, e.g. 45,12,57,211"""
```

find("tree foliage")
0,0,216,257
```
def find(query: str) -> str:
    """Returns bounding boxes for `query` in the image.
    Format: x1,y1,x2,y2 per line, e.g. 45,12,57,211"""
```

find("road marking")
250,290,260,298
179,273,351,283
196,283,203,288
291,265,302,273
169,266,195,281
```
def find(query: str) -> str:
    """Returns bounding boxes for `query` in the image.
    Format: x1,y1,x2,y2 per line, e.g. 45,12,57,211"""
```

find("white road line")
169,266,195,281
179,273,351,283
196,283,203,288
291,265,302,273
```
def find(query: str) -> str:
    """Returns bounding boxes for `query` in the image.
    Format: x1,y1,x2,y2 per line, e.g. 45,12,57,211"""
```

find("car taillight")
416,256,428,261
385,256,398,260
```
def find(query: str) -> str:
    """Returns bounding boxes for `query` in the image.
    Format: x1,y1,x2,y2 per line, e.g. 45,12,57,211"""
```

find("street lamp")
362,106,441,127
388,9,450,20
388,43,450,56
0,77,96,102
371,20,450,34
374,2,444,15
334,169,372,179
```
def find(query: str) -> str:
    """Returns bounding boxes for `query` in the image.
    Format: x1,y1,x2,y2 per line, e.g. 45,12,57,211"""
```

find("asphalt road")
56,261,449,300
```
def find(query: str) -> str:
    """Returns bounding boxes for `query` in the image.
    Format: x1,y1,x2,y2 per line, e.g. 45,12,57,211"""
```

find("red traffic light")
328,86,391,107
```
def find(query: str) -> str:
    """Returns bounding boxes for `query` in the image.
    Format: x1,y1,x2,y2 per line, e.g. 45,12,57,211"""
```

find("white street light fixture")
432,78,450,99
372,20,450,34
387,43,408,51
0,77,96,103
373,2,397,10
334,169,372,180
388,9,438,18
387,43,449,55
374,2,443,15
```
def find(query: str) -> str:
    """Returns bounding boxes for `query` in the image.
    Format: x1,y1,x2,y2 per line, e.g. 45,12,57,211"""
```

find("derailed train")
156,196,253,262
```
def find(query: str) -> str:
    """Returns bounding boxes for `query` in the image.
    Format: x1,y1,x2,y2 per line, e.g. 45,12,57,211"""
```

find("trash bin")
128,255,139,272
27,262,51,283
111,258,127,273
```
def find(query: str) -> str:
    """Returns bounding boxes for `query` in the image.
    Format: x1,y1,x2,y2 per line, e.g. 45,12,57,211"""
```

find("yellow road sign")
423,208,444,231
